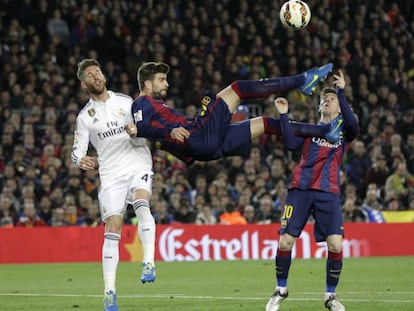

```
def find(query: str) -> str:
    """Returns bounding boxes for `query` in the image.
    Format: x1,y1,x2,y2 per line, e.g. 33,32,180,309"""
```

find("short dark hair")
77,59,101,81
320,87,337,98
137,61,170,91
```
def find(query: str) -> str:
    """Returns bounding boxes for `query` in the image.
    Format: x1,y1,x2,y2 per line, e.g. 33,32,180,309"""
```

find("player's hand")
333,70,346,89
125,124,138,137
170,127,190,142
79,156,96,170
274,97,289,114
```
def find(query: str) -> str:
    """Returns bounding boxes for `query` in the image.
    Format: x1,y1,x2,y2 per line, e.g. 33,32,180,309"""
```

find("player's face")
150,73,169,99
81,65,107,95
319,93,340,117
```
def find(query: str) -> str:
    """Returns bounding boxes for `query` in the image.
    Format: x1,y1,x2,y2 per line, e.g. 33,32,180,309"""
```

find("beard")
152,89,167,99
86,83,106,96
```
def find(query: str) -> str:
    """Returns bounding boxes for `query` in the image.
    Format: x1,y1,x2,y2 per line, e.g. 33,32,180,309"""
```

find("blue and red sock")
326,251,343,293
275,249,292,287
263,116,331,137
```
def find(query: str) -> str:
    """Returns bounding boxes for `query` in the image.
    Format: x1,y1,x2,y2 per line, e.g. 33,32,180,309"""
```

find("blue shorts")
279,189,344,242
187,93,252,161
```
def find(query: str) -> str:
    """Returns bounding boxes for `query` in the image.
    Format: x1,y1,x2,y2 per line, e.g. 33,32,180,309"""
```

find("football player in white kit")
71,59,156,311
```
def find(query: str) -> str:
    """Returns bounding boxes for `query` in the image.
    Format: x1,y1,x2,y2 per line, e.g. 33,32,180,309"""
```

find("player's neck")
140,91,152,97
90,90,110,103
320,113,340,123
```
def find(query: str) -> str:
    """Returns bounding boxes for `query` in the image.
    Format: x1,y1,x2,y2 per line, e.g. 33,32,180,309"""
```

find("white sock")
102,233,120,293
276,286,288,295
325,292,335,300
133,199,156,265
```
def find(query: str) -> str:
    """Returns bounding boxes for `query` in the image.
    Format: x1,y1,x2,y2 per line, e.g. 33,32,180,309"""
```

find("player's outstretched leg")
229,62,333,101
325,294,345,311
300,63,333,95
141,262,156,283
103,291,118,311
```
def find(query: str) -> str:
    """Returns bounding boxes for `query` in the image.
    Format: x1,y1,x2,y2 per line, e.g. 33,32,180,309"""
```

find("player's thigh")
312,192,343,242
279,189,313,237
98,180,129,221
128,170,153,203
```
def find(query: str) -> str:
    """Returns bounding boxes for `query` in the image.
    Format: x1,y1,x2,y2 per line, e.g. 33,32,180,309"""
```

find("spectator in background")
243,204,258,224
189,174,208,207
173,198,196,224
344,139,372,196
385,197,402,211
153,200,174,225
342,198,367,223
49,207,67,226
0,216,14,228
403,132,414,174
361,184,385,223
384,162,414,207
365,154,390,194
256,193,281,224
219,202,247,225
0,195,18,225
229,172,247,202
38,195,53,224
83,199,102,227
195,203,217,225
16,200,47,227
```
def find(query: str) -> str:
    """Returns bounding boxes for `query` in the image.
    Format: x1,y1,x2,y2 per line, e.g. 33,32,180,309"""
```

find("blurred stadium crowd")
0,0,414,228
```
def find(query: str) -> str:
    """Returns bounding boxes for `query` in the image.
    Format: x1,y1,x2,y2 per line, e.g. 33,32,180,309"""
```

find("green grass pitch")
0,257,413,310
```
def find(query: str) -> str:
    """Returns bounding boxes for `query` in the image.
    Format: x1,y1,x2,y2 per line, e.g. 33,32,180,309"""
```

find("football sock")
326,251,343,293
263,116,331,137
133,199,156,264
102,232,121,293
263,117,282,135
231,74,306,99
275,249,292,288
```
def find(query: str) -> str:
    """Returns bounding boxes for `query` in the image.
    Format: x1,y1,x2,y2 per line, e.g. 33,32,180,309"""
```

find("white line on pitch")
0,293,413,303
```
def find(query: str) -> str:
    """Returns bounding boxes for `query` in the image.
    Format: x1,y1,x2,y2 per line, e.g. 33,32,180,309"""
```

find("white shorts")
98,170,153,221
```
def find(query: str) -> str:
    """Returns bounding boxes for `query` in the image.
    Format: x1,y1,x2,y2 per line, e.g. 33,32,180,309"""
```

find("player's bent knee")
279,234,296,250
327,235,343,253
104,214,123,234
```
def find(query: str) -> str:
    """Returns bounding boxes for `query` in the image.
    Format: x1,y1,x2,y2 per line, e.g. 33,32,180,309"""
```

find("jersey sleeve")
132,97,171,138
337,89,359,141
71,115,90,167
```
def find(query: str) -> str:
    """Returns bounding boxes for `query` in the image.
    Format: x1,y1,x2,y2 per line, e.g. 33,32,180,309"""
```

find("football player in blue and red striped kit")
128,61,334,164
266,70,358,311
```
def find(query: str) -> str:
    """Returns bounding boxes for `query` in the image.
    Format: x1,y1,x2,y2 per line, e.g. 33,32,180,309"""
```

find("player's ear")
144,79,152,91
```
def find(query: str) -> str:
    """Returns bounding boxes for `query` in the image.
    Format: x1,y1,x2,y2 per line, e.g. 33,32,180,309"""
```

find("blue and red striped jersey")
132,95,193,137
280,89,358,194
132,95,195,163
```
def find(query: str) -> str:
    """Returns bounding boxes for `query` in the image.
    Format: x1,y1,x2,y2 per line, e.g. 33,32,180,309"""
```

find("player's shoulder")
110,91,133,102
78,101,93,117
133,95,155,106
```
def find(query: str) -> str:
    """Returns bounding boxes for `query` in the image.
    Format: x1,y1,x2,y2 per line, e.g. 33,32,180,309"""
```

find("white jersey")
72,91,152,186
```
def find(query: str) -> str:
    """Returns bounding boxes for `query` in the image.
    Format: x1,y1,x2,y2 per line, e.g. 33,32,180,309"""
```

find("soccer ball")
280,0,311,30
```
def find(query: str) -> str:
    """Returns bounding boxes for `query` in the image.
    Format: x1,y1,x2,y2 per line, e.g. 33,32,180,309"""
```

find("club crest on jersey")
201,96,211,106
119,108,126,117
200,96,211,117
134,110,143,122
88,108,96,117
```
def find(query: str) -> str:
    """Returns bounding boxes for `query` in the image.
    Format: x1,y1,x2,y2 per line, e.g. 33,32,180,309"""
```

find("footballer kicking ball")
280,0,311,30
